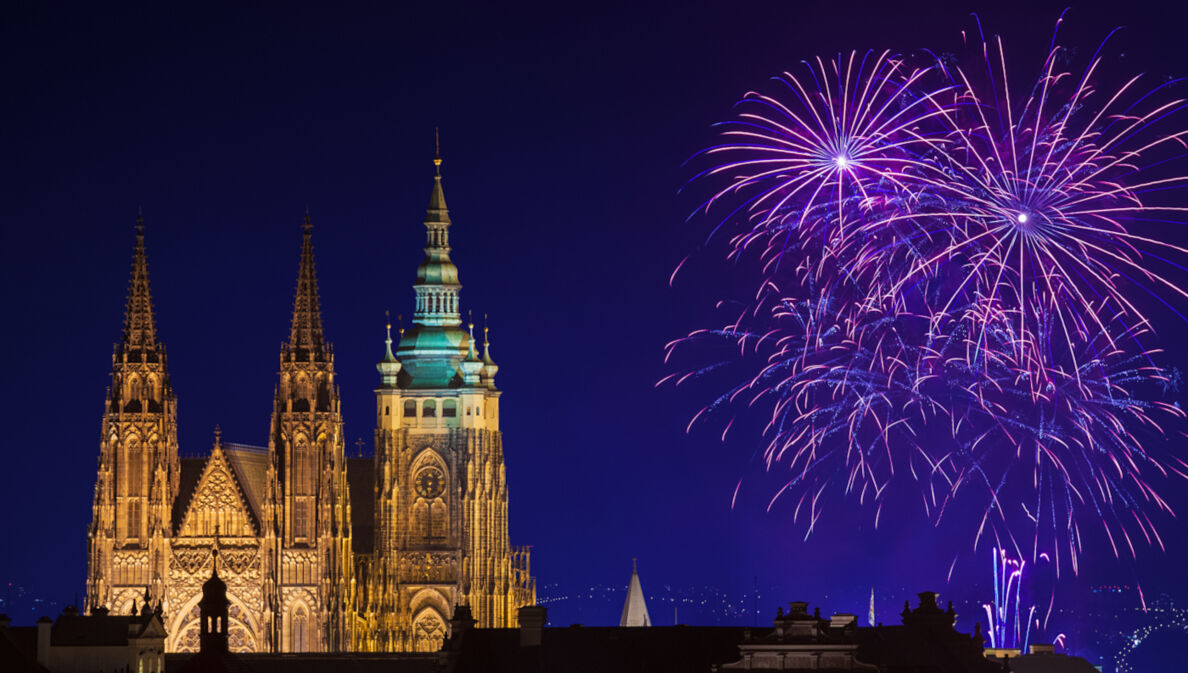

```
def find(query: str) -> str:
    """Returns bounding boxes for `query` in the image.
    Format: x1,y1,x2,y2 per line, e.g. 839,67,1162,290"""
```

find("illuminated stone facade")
85,160,534,654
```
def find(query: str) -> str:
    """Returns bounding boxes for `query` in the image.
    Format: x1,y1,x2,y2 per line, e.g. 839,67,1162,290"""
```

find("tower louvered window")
128,498,141,539
126,442,142,495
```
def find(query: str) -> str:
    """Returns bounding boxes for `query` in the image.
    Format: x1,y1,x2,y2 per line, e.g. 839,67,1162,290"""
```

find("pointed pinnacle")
434,127,442,173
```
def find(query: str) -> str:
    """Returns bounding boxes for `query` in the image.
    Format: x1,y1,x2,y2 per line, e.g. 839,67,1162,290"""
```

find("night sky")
5,0,1188,665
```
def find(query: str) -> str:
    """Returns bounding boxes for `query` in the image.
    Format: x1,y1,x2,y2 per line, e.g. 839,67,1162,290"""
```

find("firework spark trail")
982,547,1062,653
668,19,1188,572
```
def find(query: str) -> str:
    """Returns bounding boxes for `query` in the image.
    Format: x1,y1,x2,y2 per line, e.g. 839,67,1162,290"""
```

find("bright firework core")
834,154,849,169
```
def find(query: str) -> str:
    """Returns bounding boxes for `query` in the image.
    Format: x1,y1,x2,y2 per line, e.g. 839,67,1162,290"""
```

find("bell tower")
362,152,534,653
265,214,354,652
86,214,180,615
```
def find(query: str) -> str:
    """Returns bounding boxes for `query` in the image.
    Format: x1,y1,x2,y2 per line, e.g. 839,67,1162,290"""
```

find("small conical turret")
377,311,403,388
286,212,327,361
461,313,484,386
481,319,499,390
120,211,159,354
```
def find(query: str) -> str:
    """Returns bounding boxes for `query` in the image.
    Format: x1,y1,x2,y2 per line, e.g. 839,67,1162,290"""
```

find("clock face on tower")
414,467,445,499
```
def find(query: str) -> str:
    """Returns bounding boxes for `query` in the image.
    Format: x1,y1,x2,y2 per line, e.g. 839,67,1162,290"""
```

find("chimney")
36,616,52,665
518,606,547,647
830,613,857,629
1030,643,1056,655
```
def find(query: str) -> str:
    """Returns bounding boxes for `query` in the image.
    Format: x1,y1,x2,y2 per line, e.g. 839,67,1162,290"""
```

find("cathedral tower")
87,215,180,616
359,154,534,652
265,215,355,651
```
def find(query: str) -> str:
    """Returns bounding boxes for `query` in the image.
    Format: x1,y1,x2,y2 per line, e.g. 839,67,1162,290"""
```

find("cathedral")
84,155,536,654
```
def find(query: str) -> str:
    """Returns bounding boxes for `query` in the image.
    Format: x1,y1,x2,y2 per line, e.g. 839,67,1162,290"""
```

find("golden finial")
385,309,392,334
483,313,490,346
397,313,405,337
136,206,144,234
303,207,313,233
433,127,442,172
213,424,222,445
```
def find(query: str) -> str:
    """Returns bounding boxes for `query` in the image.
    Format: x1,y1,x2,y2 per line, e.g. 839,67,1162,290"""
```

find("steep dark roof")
0,626,47,673
166,652,438,673
855,625,1002,673
347,458,375,554
1007,652,1098,673
448,625,748,673
51,613,157,647
174,457,207,529
223,443,269,526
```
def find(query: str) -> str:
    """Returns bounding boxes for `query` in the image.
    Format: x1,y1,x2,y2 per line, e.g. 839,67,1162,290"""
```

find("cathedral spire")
620,558,652,627
121,211,158,352
287,212,326,359
414,143,461,329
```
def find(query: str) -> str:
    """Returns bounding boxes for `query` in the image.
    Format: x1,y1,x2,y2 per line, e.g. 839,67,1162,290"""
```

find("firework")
673,16,1188,569
899,18,1188,372
693,49,955,282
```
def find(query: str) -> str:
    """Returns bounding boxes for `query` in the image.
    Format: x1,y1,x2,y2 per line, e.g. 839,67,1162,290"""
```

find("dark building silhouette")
0,603,166,673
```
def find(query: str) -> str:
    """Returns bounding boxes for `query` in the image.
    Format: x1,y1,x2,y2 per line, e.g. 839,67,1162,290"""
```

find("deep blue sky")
5,0,1188,662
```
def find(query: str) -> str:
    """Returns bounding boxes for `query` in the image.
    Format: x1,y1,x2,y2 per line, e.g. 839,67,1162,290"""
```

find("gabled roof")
175,441,261,537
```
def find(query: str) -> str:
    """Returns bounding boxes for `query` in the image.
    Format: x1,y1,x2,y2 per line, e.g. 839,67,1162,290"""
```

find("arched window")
128,499,142,539
413,500,430,541
291,606,308,652
316,379,330,411
422,400,436,417
412,609,446,652
430,500,447,539
126,439,142,496
293,374,312,412
124,375,143,412
293,500,310,540
442,400,457,418
293,437,314,495
403,400,417,417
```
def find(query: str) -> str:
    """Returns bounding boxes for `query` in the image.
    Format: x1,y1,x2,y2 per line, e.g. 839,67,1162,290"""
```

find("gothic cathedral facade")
85,158,535,654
